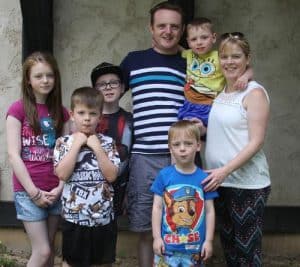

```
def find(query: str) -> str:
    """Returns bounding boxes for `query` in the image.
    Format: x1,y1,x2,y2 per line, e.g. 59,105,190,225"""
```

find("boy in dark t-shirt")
91,62,133,215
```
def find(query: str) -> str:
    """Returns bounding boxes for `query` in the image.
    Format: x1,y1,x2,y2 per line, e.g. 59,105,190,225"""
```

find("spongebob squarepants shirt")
182,49,225,101
53,133,120,227
151,165,218,254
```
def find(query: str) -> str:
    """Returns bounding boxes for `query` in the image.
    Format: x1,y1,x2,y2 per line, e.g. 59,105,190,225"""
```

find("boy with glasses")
91,62,133,217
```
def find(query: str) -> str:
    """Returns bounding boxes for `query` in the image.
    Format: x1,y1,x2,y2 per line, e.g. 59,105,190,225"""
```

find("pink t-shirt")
7,100,69,192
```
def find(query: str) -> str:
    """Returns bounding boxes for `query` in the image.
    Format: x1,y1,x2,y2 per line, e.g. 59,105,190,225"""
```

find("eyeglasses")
220,32,245,40
95,80,121,91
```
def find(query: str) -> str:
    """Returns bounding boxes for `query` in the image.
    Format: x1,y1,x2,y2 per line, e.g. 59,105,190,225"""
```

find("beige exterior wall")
0,0,22,200
0,0,300,206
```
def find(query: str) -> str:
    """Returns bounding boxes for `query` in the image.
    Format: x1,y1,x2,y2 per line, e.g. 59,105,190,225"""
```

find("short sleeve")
204,190,219,200
53,135,72,166
150,171,164,196
100,134,121,168
6,100,24,122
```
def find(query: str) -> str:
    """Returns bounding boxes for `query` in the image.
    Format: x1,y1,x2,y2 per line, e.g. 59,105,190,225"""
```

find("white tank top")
205,81,271,189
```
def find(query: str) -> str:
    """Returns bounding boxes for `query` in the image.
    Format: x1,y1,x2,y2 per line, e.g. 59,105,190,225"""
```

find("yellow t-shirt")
182,49,225,97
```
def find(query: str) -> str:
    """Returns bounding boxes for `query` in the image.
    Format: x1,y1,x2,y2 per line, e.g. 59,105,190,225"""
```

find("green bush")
0,241,17,267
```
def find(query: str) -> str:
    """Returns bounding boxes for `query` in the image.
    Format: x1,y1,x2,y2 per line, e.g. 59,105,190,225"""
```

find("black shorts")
61,219,117,267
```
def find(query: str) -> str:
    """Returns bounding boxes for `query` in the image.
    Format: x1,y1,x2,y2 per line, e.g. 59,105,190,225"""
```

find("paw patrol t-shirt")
151,165,218,254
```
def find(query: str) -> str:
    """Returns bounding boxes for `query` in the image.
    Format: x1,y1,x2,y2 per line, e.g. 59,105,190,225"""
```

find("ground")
1,251,300,267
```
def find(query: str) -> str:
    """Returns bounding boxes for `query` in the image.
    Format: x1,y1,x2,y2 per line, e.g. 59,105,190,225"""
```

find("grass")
0,241,17,267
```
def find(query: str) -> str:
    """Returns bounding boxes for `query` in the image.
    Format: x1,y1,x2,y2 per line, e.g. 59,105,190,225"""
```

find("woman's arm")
152,194,165,256
203,88,270,191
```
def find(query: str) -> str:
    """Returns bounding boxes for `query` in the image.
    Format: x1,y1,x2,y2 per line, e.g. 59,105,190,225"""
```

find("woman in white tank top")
203,32,271,266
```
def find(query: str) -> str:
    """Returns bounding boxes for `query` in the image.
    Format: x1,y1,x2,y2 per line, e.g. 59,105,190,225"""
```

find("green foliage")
0,241,17,267
0,256,17,267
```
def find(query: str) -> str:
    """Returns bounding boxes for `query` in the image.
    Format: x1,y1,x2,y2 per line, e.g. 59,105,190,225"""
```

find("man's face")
150,9,184,55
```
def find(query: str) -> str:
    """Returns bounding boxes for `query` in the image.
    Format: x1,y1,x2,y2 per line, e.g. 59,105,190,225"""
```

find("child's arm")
86,135,118,183
6,116,52,207
201,199,215,261
152,194,165,256
234,66,254,90
54,132,87,181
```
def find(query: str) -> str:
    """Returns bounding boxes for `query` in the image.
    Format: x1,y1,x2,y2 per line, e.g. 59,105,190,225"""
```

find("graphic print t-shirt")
151,165,218,254
53,133,120,226
6,100,69,192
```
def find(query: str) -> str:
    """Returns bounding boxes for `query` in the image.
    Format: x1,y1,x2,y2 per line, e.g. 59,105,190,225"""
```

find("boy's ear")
212,32,217,43
197,141,201,152
69,110,74,121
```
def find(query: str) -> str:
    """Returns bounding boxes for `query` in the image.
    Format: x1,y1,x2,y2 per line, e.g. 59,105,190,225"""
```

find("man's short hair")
149,1,185,25
71,87,104,112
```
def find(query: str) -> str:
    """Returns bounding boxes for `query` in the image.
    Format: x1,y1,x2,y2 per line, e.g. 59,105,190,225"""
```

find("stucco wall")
0,0,22,200
0,0,299,206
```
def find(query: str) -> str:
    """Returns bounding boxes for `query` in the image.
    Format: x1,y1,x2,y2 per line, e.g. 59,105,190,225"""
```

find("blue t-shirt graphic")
151,165,218,254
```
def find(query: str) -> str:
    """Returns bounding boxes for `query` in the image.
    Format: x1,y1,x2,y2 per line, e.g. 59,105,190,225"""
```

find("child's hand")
33,190,52,208
188,117,207,136
72,132,87,147
234,76,248,90
201,240,213,261
153,237,165,256
86,134,101,151
46,186,63,202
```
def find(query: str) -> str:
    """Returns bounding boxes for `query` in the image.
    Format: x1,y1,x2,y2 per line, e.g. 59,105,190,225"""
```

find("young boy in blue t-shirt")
151,120,218,266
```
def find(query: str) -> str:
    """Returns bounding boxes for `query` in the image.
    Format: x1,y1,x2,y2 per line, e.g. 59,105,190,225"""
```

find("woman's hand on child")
201,240,213,261
153,237,165,256
202,166,229,192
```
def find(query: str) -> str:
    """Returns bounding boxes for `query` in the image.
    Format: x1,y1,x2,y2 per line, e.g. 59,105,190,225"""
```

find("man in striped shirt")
120,2,186,266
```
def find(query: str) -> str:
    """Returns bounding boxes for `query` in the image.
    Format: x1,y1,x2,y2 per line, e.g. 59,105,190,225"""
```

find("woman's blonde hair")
219,32,251,58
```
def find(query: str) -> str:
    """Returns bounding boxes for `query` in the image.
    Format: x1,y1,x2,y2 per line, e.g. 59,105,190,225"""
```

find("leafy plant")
0,241,17,267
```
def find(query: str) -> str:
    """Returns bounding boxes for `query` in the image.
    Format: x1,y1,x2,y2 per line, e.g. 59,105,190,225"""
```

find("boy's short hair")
71,87,104,112
168,120,201,143
90,62,123,87
186,17,214,34
149,1,184,26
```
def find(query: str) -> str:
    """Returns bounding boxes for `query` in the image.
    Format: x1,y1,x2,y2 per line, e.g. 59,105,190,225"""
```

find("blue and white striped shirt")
121,48,186,154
